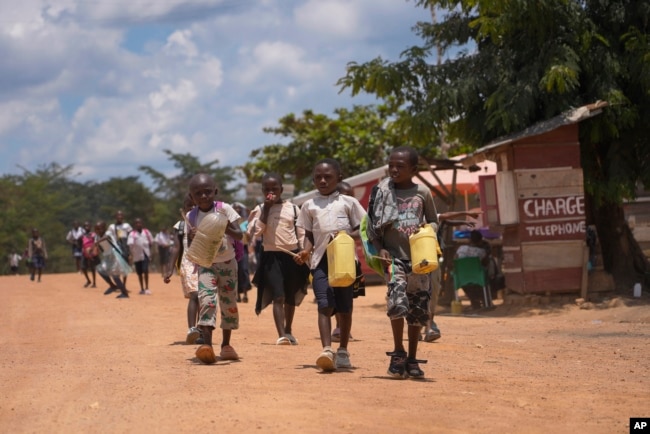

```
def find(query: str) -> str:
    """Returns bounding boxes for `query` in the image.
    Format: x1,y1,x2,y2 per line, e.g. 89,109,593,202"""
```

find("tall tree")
241,102,437,193
338,0,650,288
139,149,241,226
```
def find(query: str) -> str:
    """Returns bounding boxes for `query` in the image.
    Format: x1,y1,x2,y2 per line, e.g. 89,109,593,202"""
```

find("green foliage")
241,102,441,193
139,149,241,221
0,151,238,274
339,0,650,205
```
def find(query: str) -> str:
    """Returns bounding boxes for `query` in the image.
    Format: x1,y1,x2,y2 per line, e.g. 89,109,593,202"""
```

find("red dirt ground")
1,273,649,433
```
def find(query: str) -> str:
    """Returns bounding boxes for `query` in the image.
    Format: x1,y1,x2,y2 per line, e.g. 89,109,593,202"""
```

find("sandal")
195,345,217,364
276,336,291,345
386,350,408,379
219,345,239,360
406,358,427,379
331,328,341,342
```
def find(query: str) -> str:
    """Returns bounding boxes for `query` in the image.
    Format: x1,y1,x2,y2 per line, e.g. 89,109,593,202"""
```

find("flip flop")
276,336,291,345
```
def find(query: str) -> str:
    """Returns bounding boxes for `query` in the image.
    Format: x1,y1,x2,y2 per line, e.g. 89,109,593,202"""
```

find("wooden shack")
461,102,607,295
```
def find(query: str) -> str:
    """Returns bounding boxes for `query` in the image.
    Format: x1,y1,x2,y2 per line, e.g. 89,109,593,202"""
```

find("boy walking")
186,173,243,364
27,228,47,282
128,218,154,295
297,159,366,372
367,146,439,379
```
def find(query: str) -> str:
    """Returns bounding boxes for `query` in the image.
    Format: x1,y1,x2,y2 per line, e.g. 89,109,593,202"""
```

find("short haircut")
189,173,216,189
314,158,342,176
262,172,283,186
391,146,419,167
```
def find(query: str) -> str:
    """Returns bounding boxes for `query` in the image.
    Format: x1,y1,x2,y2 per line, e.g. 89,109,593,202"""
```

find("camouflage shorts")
386,259,431,326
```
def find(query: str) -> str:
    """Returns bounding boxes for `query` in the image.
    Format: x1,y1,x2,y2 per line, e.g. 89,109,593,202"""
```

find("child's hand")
296,249,311,265
163,274,172,284
378,248,391,266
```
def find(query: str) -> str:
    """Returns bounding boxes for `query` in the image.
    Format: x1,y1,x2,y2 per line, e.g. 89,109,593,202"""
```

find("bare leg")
390,318,405,352
272,298,287,337
221,329,231,347
187,292,199,328
317,307,334,347
284,304,296,335
407,325,420,359
337,312,352,349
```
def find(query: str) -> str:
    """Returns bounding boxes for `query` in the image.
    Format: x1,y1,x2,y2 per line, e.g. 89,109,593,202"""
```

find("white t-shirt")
296,191,366,269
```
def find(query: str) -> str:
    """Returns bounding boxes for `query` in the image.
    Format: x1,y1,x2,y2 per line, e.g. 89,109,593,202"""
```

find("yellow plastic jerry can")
326,231,356,287
409,224,439,274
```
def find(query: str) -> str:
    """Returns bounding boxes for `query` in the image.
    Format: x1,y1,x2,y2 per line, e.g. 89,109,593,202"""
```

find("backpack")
360,214,385,277
188,201,245,262
82,232,98,259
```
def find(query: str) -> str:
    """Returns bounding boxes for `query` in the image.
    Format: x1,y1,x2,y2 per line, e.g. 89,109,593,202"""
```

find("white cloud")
294,0,362,39
0,0,431,184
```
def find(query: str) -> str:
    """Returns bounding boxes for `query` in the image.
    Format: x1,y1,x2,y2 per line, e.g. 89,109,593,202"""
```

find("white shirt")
154,231,172,248
127,229,153,262
296,191,366,269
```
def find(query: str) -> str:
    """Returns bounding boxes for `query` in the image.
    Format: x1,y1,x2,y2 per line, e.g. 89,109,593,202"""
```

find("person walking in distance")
27,228,48,283
107,210,132,287
66,221,84,273
128,218,154,295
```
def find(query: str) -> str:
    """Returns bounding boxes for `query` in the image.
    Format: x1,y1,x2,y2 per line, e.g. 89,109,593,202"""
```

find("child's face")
189,179,217,212
262,178,283,203
96,223,106,236
388,151,417,186
313,163,341,196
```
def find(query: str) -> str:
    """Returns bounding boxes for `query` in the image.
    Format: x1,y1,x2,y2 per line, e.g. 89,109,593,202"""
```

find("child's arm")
225,221,243,241
296,230,314,265
163,230,183,283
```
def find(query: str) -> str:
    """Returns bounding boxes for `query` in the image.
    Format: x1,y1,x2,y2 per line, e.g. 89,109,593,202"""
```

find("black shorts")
311,254,354,314
134,256,150,275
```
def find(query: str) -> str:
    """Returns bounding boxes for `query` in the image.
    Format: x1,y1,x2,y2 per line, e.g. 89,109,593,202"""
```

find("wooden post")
580,243,589,299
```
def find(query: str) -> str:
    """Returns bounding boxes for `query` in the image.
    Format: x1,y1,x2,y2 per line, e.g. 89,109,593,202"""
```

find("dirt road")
1,273,648,433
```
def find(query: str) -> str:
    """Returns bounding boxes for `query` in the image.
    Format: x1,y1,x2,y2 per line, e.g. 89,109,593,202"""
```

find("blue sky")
0,0,432,187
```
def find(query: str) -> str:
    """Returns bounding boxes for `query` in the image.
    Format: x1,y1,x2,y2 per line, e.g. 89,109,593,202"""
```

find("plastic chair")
452,256,493,308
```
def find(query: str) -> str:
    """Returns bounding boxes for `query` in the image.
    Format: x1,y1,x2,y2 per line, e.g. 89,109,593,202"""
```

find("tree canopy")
339,0,649,202
241,102,441,193
0,152,239,275
338,0,650,286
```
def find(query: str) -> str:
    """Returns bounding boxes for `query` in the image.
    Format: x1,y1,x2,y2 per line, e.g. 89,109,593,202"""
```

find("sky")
0,0,432,188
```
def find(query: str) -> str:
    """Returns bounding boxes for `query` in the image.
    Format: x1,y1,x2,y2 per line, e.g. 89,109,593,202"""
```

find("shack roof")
460,101,607,168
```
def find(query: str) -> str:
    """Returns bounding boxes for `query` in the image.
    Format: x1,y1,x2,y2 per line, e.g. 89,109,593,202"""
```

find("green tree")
139,149,241,226
338,0,649,288
241,102,437,193
0,164,160,274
